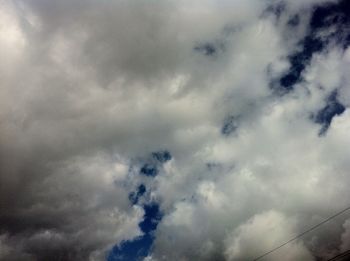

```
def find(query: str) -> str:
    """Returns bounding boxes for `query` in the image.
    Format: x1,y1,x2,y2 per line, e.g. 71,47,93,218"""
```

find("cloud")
1,0,350,260
224,210,313,261
340,218,350,252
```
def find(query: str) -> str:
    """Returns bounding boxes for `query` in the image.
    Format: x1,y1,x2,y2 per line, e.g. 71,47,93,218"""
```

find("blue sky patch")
108,203,162,261
311,0,350,30
273,0,350,93
279,36,324,90
152,151,172,163
311,0,350,48
221,116,239,136
129,184,146,205
315,90,345,135
107,234,153,261
139,204,162,234
140,164,158,177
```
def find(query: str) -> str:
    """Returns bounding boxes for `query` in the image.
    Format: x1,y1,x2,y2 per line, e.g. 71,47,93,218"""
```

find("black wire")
253,206,350,261
327,250,350,261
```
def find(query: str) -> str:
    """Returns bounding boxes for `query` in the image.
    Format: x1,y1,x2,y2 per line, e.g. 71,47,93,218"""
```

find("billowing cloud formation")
1,0,350,260
224,211,312,260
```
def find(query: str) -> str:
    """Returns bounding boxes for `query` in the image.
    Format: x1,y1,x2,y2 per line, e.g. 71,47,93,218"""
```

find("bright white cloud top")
1,0,350,260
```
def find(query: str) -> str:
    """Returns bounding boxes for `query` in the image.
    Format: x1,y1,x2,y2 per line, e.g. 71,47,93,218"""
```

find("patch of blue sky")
273,0,350,93
314,90,345,135
152,151,172,163
221,115,239,136
128,184,146,205
140,164,158,177
107,203,162,261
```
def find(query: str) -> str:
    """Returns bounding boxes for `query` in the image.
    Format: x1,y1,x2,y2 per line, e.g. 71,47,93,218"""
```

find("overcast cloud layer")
1,0,350,260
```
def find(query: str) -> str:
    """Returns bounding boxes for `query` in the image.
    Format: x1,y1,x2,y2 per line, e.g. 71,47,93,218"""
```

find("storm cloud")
1,0,350,260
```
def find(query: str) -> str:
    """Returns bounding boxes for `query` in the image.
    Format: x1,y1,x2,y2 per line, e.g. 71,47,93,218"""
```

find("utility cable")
253,206,350,261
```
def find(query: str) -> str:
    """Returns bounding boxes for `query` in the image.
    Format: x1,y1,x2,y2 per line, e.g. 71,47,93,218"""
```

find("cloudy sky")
1,0,350,260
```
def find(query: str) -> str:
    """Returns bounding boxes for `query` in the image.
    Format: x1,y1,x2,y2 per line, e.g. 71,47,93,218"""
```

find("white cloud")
224,210,313,261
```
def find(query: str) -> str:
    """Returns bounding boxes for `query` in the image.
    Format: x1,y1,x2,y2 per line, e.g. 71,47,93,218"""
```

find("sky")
1,0,350,260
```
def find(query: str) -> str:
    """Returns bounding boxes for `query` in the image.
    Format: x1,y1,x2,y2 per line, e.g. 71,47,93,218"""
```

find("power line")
327,250,350,261
253,205,350,261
